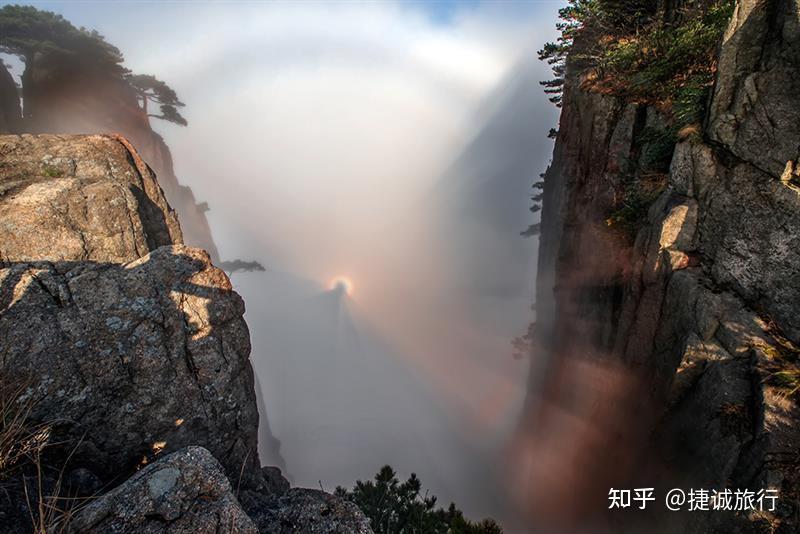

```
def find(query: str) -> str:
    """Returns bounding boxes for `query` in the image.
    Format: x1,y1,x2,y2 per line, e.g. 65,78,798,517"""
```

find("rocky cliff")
0,134,371,533
521,0,800,532
0,56,219,263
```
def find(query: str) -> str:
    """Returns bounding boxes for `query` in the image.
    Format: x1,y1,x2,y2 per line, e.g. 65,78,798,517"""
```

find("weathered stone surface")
244,488,373,534
649,269,800,533
709,0,800,178
0,55,222,263
0,245,259,484
70,446,257,534
522,0,800,531
0,133,369,534
695,153,800,344
0,134,183,263
260,466,291,496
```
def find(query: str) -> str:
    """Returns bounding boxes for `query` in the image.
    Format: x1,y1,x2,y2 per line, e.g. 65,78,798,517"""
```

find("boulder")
0,245,259,484
70,446,257,533
0,134,182,263
244,488,373,534
0,129,369,534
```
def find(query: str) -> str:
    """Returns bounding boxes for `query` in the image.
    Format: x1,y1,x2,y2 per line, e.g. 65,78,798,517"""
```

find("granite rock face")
0,244,260,484
708,0,800,179
0,133,370,533
0,134,182,263
523,0,800,531
70,446,257,534
0,134,260,485
0,56,221,262
245,489,373,534
238,467,373,534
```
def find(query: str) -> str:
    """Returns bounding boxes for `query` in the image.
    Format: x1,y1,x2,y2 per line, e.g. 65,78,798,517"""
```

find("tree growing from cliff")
335,465,502,533
521,174,545,238
126,73,188,126
538,0,732,114
0,4,125,114
535,1,734,237
0,5,187,127
537,0,603,107
219,259,266,274
0,5,125,72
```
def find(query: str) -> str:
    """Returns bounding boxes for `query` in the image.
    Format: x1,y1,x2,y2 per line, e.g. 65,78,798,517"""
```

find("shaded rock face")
0,134,182,263
70,446,257,534
244,488,373,534
708,0,800,180
0,134,258,486
236,464,374,534
523,0,800,531
0,64,22,134
0,244,259,484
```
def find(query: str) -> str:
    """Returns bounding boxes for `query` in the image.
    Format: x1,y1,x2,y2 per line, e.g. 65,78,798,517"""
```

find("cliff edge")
521,0,800,532
0,134,371,533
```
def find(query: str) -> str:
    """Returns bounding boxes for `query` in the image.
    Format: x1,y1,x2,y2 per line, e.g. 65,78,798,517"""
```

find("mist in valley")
17,0,560,525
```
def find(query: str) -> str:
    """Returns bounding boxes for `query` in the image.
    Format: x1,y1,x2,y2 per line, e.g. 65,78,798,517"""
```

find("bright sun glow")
329,276,355,296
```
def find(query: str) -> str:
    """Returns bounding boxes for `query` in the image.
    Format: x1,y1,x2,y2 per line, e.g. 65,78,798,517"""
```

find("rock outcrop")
522,0,800,532
244,489,373,534
0,134,182,263
0,48,219,263
0,7,277,466
0,245,259,484
0,134,256,484
70,447,257,534
0,133,371,533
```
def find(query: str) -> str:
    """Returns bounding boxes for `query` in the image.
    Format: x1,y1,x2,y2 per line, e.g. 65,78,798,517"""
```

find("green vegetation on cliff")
540,0,733,122
335,465,502,533
536,0,734,238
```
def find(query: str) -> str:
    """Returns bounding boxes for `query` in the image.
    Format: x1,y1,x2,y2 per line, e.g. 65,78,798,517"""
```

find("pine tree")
335,465,502,533
0,5,187,127
126,74,188,126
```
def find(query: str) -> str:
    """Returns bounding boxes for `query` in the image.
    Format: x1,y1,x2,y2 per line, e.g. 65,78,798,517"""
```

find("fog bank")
25,0,560,523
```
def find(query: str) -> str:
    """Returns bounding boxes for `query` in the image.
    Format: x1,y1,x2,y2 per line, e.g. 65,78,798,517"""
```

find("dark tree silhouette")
0,5,186,127
335,465,503,533
537,0,594,107
520,223,541,237
0,5,125,70
219,259,266,274
0,4,124,114
126,73,188,126
521,175,546,238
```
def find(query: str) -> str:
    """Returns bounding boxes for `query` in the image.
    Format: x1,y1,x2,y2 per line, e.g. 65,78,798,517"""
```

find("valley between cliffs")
1,1,799,532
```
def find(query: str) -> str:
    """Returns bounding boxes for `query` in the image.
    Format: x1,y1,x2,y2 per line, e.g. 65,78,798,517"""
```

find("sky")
14,0,562,525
